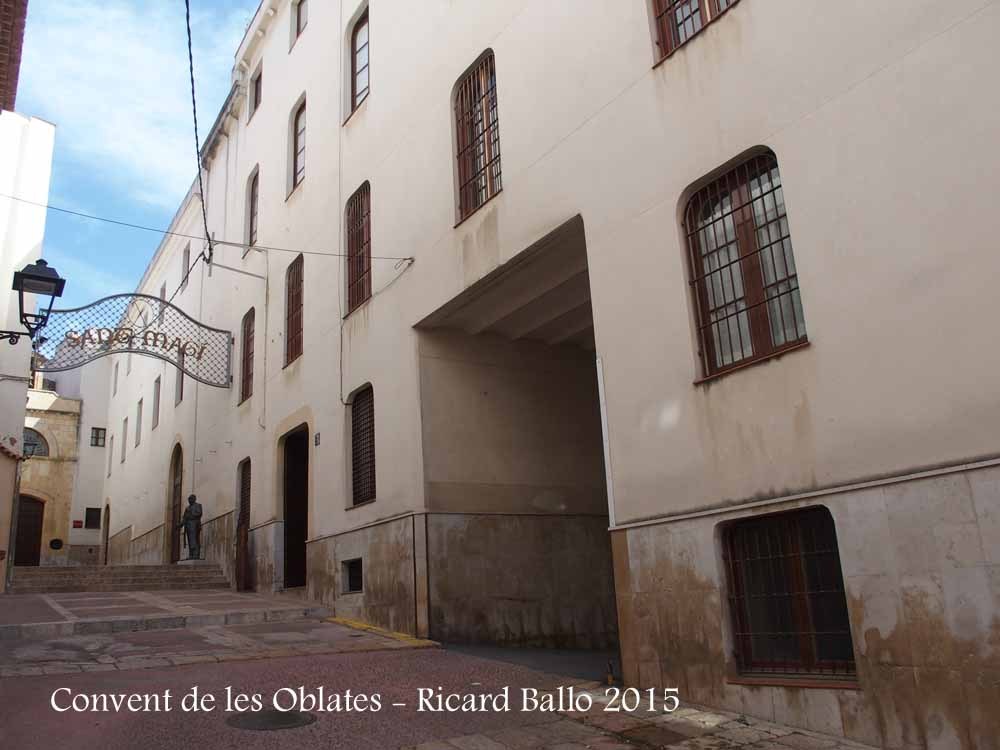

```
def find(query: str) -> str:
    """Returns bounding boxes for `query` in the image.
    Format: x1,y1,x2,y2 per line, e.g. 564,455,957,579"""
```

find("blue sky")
16,0,260,308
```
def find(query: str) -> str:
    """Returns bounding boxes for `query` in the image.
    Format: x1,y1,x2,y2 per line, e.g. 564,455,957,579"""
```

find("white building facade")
97,1,1000,747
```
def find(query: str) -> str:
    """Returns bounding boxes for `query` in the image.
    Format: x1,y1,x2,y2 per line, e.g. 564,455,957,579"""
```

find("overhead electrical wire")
0,192,414,262
183,0,214,266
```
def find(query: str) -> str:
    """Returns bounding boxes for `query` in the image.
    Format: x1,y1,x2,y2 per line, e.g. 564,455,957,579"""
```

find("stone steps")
8,563,231,594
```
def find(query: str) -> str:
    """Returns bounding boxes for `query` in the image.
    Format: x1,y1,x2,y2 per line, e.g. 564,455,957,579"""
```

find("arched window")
454,51,501,221
346,182,371,313
684,150,806,378
23,428,49,457
351,9,369,111
292,101,306,188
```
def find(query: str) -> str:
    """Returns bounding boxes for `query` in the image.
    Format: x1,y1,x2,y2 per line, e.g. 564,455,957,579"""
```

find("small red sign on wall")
73,520,83,528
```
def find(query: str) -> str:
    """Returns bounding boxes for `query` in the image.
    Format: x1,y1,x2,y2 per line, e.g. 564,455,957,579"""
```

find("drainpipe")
595,356,616,529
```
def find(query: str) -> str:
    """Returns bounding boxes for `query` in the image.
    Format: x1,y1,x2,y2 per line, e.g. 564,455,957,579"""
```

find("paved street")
0,626,874,750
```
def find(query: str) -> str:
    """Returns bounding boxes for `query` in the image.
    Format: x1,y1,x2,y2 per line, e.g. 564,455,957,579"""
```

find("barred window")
23,428,48,458
723,507,855,677
343,558,363,593
351,10,369,111
652,0,739,60
346,182,371,313
240,307,255,402
90,427,106,447
685,151,806,378
248,171,260,247
285,255,304,365
351,385,375,505
454,52,501,221
292,102,306,188
251,69,262,116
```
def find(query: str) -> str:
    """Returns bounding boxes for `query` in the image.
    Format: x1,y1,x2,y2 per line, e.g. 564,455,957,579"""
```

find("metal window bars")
723,507,856,677
346,182,372,314
653,0,739,59
285,255,304,365
240,307,254,402
351,385,376,505
685,151,806,377
455,53,501,220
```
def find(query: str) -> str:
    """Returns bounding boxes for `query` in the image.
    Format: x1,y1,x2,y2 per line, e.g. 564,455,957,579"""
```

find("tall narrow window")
159,283,166,323
285,255,304,365
135,399,143,446
250,68,262,116
295,0,308,38
108,436,114,476
121,418,127,462
351,10,369,110
175,352,185,405
240,308,255,402
181,244,191,290
346,182,371,313
685,150,806,378
723,507,854,677
113,362,119,395
239,458,252,529
351,385,375,505
152,376,161,429
292,102,306,188
652,0,738,60
454,52,501,221
248,171,260,247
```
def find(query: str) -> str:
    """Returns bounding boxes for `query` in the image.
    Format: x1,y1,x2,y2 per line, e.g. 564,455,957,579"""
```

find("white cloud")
18,0,254,209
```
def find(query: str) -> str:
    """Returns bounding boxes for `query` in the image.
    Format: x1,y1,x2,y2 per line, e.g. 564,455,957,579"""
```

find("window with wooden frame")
350,385,375,505
723,507,855,678
685,151,806,379
346,182,371,313
285,255,304,365
240,308,255,402
351,9,369,111
295,0,308,38
292,101,306,188
248,171,260,247
652,0,739,60
454,52,501,221
90,427,106,447
250,68,262,117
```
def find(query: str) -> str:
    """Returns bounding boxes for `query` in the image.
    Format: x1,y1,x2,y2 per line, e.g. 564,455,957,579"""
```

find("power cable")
183,0,214,265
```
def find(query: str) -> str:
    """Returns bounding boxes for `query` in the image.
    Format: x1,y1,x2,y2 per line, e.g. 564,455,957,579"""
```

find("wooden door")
170,448,183,562
235,459,251,591
14,497,44,566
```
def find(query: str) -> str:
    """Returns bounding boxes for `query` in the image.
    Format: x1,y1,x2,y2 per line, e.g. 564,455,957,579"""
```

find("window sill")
346,499,376,511
453,188,503,229
285,180,304,202
342,95,368,127
283,354,302,370
238,395,252,407
341,589,363,596
727,675,860,691
652,0,741,70
693,340,810,386
344,296,372,320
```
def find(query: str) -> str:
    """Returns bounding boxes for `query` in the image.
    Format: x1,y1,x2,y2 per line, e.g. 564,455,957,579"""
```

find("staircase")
8,563,230,594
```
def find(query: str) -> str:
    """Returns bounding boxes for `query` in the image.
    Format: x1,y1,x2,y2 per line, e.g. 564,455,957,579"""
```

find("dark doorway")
236,458,252,591
102,505,111,565
283,428,309,589
169,446,183,563
14,496,44,566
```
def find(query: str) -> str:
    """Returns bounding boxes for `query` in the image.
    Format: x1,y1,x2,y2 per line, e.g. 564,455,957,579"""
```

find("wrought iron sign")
32,293,232,388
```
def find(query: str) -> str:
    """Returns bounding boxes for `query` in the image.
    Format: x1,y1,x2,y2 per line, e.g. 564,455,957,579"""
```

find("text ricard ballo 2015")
50,685,682,715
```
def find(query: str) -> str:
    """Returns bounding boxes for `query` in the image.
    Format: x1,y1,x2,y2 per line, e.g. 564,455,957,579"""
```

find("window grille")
685,151,806,378
723,507,855,677
346,183,372,313
23,428,48,457
292,102,306,187
351,385,375,505
153,376,161,428
455,52,501,220
240,308,255,402
248,172,259,247
285,255,304,365
90,427,106,447
653,0,739,60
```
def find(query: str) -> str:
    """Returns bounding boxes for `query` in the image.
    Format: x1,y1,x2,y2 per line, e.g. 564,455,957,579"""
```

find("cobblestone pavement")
404,683,873,750
0,617,431,676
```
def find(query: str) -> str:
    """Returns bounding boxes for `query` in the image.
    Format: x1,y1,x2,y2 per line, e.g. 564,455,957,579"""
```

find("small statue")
179,494,203,560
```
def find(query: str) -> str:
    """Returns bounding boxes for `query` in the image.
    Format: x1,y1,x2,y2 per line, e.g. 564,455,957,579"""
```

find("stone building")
95,1,999,748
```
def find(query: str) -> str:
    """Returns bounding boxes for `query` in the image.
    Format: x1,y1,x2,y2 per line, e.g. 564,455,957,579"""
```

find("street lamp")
1,259,66,345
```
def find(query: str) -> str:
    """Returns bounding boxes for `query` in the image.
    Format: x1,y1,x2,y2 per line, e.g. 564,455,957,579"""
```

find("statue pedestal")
177,558,211,566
